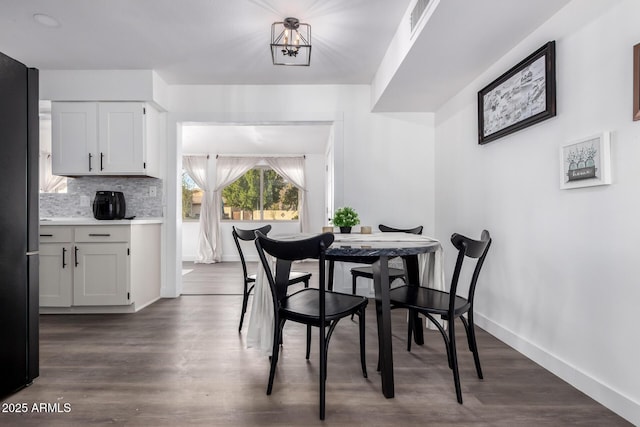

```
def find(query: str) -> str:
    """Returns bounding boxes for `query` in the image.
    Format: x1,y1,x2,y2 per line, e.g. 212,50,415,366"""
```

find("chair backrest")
448,230,492,312
232,225,272,279
255,231,334,304
378,224,423,235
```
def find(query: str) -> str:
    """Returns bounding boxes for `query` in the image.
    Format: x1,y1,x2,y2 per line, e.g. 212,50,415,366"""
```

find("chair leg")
319,322,327,420
267,318,284,395
359,307,367,378
449,317,463,404
306,325,311,359
238,282,249,332
406,310,414,352
462,313,483,379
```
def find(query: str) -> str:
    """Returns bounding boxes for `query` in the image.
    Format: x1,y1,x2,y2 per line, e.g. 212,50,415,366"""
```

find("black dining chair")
255,231,368,420
232,225,311,332
389,230,491,404
350,224,423,295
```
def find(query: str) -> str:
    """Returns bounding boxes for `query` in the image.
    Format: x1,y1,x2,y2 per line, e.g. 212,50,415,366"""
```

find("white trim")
165,111,344,299
475,312,640,425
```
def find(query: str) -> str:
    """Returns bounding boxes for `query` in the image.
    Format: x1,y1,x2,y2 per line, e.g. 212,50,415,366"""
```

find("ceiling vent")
410,0,431,34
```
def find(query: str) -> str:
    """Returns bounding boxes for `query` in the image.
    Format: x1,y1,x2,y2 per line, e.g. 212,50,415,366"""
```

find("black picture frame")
478,41,556,144
633,43,640,121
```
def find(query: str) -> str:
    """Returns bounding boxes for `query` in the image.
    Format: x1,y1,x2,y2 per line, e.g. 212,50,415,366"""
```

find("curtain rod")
215,154,305,159
183,153,210,159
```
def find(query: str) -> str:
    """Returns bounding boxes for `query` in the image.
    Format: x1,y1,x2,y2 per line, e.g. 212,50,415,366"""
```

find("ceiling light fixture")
33,13,60,28
270,17,311,66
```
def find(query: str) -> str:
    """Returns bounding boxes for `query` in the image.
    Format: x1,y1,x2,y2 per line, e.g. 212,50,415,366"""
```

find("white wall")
165,85,435,294
434,0,639,423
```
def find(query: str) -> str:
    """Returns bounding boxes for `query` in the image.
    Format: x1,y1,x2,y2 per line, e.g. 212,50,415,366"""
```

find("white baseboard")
474,312,639,425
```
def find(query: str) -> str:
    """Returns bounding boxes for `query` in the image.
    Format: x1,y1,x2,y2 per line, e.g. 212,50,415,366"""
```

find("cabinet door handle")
74,246,79,267
89,153,93,171
62,247,67,268
89,233,111,237
100,152,104,171
40,233,53,237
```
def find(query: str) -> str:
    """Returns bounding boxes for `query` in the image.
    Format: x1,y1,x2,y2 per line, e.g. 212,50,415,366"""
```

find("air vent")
410,0,431,33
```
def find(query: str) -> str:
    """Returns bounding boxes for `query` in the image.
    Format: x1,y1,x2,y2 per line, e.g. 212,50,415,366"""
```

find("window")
221,167,299,221
39,106,67,193
39,151,67,193
182,171,201,221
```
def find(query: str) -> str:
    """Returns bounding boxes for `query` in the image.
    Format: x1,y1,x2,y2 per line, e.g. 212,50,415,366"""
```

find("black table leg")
403,255,424,345
327,260,335,291
372,256,394,398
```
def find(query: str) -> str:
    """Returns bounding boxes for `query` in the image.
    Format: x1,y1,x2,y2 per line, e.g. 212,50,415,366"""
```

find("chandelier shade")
270,17,311,66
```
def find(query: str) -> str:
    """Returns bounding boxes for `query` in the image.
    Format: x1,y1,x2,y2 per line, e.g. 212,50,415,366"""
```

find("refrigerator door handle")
26,251,39,256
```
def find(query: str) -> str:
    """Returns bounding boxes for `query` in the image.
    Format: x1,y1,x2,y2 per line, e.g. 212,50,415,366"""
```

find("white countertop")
40,217,163,226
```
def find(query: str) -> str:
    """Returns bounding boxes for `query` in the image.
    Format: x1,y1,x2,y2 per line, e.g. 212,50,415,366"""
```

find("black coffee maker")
92,191,126,220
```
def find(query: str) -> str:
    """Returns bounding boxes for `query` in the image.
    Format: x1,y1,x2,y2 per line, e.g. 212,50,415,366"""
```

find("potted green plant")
331,206,360,233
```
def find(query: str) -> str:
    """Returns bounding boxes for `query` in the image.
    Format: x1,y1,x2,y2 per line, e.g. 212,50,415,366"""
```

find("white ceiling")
373,0,571,111
0,0,411,85
1,0,569,109
2,1,570,154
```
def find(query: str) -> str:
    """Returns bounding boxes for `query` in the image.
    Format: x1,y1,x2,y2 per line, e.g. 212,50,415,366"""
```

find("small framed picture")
559,132,611,189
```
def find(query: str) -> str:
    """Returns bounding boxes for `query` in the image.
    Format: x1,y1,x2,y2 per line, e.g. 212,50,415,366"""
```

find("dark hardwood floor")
1,262,630,426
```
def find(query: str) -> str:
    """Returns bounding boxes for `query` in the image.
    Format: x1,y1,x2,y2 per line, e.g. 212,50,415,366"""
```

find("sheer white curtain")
264,157,309,233
183,156,215,263
39,151,66,193
212,157,260,262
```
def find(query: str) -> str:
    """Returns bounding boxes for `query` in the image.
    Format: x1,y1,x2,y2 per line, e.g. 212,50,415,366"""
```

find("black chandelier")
270,17,311,66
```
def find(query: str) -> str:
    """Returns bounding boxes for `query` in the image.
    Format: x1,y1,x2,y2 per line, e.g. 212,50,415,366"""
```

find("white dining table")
246,232,445,397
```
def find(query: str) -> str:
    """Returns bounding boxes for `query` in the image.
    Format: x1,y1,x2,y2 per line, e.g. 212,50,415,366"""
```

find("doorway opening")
178,122,334,295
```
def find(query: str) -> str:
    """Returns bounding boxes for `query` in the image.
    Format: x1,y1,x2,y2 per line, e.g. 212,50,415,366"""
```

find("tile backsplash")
40,176,163,218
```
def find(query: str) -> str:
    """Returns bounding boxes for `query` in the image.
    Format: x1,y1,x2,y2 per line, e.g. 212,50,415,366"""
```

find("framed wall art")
633,43,640,121
559,132,611,190
478,41,556,144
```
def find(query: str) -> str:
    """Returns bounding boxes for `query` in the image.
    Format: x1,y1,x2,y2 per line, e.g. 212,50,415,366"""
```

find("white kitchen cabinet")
73,242,129,306
39,226,73,307
39,242,73,307
51,102,98,175
39,221,161,313
51,102,159,177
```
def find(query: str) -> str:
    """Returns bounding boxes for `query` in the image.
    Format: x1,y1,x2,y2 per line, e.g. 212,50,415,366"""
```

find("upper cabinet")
51,102,159,177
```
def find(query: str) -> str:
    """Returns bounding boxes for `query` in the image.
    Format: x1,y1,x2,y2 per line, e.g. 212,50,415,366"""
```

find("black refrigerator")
0,51,39,396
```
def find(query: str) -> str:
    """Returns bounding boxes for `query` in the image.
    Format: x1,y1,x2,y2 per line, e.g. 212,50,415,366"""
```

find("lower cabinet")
73,242,129,306
39,242,73,307
39,223,160,313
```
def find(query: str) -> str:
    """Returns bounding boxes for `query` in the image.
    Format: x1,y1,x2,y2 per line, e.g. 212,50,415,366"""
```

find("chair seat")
350,266,406,279
389,285,471,317
281,288,368,325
